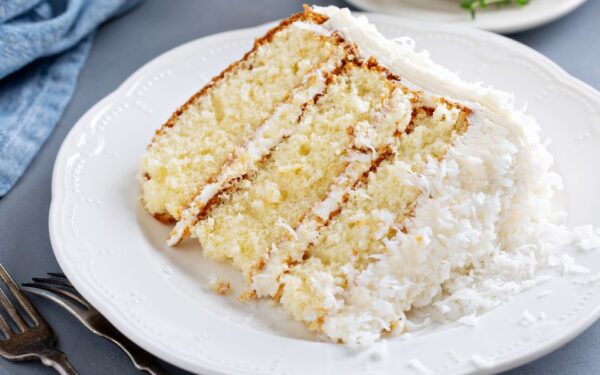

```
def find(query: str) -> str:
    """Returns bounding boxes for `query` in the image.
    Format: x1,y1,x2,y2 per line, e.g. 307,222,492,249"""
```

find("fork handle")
101,327,167,375
39,349,78,375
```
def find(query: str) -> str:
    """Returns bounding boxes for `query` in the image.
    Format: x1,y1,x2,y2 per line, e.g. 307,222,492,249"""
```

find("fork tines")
0,264,42,338
47,272,66,278
23,274,90,313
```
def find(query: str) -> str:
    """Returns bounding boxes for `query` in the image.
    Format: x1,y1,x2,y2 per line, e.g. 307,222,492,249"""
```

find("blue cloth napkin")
0,0,140,197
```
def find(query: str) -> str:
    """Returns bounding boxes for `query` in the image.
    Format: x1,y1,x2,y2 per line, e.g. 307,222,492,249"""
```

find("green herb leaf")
461,0,529,19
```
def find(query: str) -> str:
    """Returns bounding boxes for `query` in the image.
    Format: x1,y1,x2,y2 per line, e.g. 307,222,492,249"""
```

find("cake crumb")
208,276,231,295
238,289,257,301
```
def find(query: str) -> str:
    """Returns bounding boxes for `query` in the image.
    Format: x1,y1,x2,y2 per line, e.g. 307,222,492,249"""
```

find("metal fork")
22,272,167,375
0,264,77,374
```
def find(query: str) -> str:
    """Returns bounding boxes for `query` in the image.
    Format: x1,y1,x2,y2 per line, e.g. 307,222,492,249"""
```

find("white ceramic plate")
345,0,587,33
50,13,600,375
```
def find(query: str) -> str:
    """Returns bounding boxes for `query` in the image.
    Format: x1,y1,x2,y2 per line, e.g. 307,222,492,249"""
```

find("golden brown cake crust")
152,212,177,224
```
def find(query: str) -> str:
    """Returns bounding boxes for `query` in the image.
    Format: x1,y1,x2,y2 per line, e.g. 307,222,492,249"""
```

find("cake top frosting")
280,6,600,345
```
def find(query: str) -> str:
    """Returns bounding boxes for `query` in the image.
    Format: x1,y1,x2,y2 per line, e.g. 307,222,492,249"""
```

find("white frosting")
314,6,517,112
198,183,220,205
275,218,298,240
300,6,600,346
292,21,332,36
313,186,346,221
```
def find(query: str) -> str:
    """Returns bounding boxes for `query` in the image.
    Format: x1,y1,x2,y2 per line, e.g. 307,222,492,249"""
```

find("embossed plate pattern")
50,14,600,375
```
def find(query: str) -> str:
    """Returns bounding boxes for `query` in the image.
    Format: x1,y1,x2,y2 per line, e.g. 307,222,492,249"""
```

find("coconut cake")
139,5,600,346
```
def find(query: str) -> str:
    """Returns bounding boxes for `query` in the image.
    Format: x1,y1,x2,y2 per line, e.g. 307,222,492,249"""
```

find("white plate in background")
346,0,587,33
49,13,600,375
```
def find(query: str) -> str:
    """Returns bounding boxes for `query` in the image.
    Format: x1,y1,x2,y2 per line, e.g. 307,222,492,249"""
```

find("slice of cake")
140,5,596,346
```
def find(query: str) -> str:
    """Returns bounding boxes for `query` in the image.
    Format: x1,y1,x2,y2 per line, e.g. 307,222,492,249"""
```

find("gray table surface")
1,0,599,374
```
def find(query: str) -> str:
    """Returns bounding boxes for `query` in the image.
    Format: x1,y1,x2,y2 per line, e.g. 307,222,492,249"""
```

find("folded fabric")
0,0,141,197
